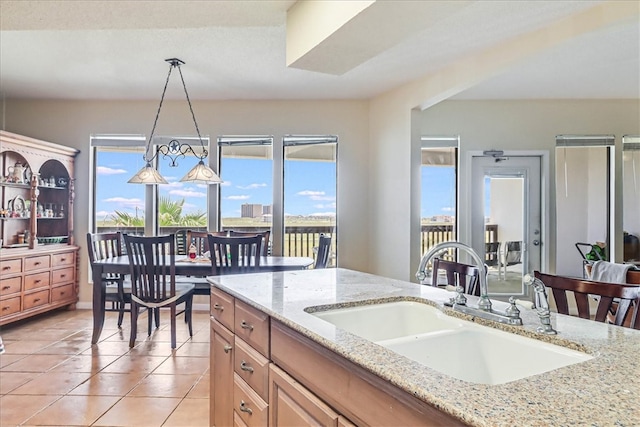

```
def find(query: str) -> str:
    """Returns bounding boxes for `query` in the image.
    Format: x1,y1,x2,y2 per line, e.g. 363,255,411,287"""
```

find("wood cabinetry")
1,130,78,249
1,246,79,325
210,286,466,427
0,131,79,325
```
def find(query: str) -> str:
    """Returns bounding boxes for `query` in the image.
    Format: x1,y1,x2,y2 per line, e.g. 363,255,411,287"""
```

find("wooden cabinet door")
269,364,339,427
211,318,234,427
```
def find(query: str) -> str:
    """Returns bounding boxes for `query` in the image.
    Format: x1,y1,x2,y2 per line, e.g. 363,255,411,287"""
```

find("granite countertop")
208,268,640,427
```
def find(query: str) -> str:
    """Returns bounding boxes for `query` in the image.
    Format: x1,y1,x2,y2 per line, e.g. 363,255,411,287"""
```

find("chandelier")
128,58,222,185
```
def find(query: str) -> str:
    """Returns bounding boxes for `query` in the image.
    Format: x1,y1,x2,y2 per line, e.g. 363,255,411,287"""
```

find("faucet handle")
505,296,521,319
453,286,467,306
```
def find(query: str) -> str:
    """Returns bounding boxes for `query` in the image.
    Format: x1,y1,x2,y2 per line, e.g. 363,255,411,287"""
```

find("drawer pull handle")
2,266,10,271
239,401,253,415
60,258,66,262
59,291,65,296
60,274,66,278
34,262,41,265
213,303,223,311
34,280,41,284
223,344,232,353
34,298,40,303
240,361,254,373
2,286,10,290
240,321,253,331
2,306,9,311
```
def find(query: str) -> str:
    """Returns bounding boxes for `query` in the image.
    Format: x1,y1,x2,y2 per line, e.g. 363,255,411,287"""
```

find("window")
91,135,146,235
91,135,212,240
284,135,337,264
218,136,273,249
420,136,459,256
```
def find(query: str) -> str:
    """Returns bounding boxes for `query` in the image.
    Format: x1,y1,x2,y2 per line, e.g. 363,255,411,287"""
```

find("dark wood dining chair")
86,232,131,327
313,234,332,269
207,234,263,274
123,234,195,348
534,271,640,329
431,257,481,296
227,230,271,256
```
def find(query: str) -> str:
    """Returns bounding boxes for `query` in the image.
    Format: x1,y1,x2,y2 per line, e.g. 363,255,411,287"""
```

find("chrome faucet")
524,274,557,334
416,241,523,326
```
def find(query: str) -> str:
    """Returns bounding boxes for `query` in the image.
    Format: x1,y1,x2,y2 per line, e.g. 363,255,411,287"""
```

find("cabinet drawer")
211,287,235,331
0,276,22,296
52,267,74,285
24,289,50,310
52,252,75,266
0,258,22,276
235,338,270,401
24,255,50,271
234,373,268,427
25,272,50,290
0,296,21,316
235,300,269,358
51,283,75,302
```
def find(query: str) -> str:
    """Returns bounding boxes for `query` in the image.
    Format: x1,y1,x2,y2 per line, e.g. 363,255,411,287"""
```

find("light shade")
180,160,223,184
128,163,169,184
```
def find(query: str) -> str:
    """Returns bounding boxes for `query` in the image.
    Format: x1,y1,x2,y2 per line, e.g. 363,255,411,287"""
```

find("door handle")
533,240,540,246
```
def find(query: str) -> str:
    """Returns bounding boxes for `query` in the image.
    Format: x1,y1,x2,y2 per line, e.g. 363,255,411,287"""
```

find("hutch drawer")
24,271,50,291
0,296,21,316
0,276,22,296
1,258,22,276
23,289,50,310
52,267,74,285
24,255,51,271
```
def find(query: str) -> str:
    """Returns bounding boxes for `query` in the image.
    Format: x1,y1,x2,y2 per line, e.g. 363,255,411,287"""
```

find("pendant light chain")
143,63,174,163
177,65,207,161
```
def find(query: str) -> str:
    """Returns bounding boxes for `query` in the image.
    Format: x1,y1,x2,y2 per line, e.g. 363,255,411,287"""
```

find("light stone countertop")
208,268,640,427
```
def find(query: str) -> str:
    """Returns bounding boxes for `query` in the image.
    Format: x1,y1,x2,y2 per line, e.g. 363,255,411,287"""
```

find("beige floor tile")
9,371,93,395
0,340,57,355
186,373,210,399
0,394,61,426
0,372,41,394
174,341,209,357
34,339,92,355
0,354,71,373
68,372,147,396
49,354,121,373
92,396,182,427
128,341,179,358
23,394,120,426
163,398,210,427
0,353,26,369
100,354,168,374
81,340,134,356
127,373,200,398
153,356,209,376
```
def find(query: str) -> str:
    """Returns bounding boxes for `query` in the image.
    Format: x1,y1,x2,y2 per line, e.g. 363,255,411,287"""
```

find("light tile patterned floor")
0,308,210,427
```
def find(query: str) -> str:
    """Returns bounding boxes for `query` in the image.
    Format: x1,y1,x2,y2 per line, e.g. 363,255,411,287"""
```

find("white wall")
3,99,370,305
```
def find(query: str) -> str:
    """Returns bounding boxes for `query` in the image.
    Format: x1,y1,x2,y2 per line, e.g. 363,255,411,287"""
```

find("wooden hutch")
0,130,80,326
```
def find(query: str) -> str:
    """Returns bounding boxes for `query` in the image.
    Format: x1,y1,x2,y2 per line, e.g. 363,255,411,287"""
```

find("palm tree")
112,196,206,227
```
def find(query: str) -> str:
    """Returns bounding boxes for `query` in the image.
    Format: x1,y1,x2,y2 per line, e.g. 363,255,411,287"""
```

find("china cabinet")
0,130,79,325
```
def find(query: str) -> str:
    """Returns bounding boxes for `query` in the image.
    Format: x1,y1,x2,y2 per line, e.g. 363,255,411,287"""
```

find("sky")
95,150,339,221
95,149,459,222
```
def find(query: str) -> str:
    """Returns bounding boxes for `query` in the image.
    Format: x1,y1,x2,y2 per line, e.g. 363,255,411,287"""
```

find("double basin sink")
308,300,592,385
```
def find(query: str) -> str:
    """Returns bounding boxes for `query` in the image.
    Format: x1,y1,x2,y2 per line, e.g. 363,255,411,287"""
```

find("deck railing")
96,223,497,264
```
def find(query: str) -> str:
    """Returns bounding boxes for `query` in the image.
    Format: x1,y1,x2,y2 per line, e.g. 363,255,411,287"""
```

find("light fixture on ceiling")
128,58,222,185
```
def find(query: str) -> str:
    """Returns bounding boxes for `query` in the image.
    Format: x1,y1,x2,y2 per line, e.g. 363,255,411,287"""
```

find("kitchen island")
209,268,639,426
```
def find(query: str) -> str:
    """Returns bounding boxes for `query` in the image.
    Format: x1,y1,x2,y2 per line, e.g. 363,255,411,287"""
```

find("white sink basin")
308,301,593,385
310,301,463,342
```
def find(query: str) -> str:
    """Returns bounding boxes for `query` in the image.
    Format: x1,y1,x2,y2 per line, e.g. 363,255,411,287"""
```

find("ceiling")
0,0,638,103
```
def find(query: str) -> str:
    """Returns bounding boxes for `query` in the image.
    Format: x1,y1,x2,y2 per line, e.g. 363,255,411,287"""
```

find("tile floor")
0,308,211,427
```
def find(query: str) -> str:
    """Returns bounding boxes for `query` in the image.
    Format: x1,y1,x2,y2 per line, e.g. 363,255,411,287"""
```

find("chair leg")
129,302,138,348
186,296,193,337
154,308,160,329
117,301,125,328
147,308,153,336
170,304,177,349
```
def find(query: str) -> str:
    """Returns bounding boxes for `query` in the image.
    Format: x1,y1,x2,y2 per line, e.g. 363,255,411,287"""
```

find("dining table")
90,255,314,344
